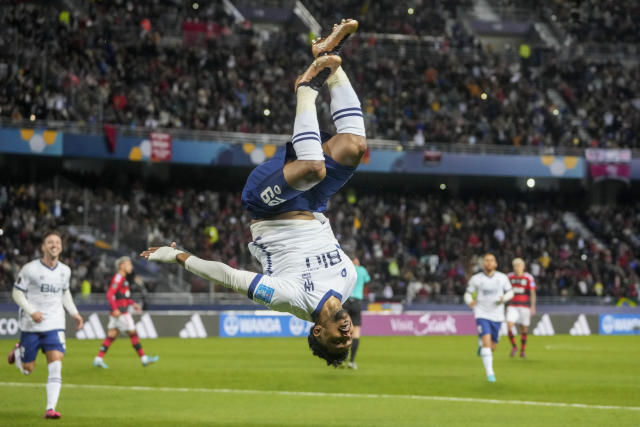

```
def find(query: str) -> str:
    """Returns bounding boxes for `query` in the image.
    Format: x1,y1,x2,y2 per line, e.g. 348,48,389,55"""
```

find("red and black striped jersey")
506,272,536,307
106,273,134,312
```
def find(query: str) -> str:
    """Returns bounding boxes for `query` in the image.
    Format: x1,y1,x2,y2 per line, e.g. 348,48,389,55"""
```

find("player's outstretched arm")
141,243,258,295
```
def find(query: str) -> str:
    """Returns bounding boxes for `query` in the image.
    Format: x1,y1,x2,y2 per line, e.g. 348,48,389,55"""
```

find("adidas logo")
179,314,207,338
533,313,555,336
135,313,158,339
77,313,106,339
569,314,591,336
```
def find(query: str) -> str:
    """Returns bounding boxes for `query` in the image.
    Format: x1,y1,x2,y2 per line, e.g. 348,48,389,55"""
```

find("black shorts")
343,297,362,326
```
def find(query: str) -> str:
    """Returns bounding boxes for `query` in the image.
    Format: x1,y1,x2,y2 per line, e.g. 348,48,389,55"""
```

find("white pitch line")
1,382,638,412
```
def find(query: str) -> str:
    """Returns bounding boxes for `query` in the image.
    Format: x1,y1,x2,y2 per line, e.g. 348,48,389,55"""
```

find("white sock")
480,347,494,376
14,347,30,375
46,361,62,411
327,67,365,136
292,86,324,161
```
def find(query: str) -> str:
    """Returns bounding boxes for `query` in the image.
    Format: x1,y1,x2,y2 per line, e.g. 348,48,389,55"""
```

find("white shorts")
107,312,136,332
506,306,531,326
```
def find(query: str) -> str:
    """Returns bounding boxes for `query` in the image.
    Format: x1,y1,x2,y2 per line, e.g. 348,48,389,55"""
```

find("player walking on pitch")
506,258,536,358
93,256,158,368
464,253,513,382
142,19,364,367
7,230,84,419
340,257,370,369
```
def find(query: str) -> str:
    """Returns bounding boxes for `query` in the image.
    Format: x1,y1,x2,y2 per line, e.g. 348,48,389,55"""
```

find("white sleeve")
12,287,37,316
463,292,474,305
502,274,514,302
465,275,477,295
184,256,258,295
503,274,513,292
62,289,79,316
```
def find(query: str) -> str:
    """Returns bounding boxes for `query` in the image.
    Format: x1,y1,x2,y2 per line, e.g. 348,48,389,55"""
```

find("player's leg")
94,327,118,368
321,64,367,168
283,55,343,191
519,307,530,357
476,319,496,381
347,299,362,369
14,332,38,375
120,313,158,367
505,306,518,357
42,330,66,419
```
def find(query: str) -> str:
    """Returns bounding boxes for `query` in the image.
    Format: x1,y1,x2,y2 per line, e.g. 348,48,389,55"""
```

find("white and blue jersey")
466,270,512,322
247,213,357,322
14,259,71,333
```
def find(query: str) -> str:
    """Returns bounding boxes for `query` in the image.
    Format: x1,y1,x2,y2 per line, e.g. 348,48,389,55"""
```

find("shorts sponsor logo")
599,314,640,335
260,186,286,206
254,284,274,304
0,318,19,335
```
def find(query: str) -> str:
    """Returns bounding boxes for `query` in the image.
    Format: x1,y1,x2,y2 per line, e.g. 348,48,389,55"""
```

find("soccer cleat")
294,54,342,92
312,19,358,58
510,347,517,358
7,342,18,364
347,361,358,370
487,374,497,383
520,351,526,358
44,409,61,419
93,357,108,369
142,355,159,367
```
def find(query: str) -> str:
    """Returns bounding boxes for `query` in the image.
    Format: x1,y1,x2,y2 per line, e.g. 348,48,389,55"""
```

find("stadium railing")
3,118,621,157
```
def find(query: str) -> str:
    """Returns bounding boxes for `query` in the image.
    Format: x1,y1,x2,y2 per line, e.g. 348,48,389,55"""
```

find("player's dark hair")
307,328,349,367
42,230,62,242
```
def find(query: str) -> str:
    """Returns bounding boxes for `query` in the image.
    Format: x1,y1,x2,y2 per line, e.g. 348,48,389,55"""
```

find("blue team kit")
241,132,355,218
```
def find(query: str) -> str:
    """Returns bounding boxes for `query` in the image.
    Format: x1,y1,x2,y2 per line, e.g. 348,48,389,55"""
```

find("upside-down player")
142,19,365,367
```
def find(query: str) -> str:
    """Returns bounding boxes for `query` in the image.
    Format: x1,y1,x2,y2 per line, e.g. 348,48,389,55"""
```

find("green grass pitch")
0,335,638,426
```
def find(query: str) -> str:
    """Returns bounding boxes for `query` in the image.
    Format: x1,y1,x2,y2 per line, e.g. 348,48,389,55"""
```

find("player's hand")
133,303,142,314
140,242,181,263
112,309,122,317
31,312,44,323
468,300,476,308
73,314,84,330
530,306,536,316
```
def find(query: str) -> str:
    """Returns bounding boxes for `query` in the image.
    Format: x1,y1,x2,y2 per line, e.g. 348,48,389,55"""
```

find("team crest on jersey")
254,284,274,303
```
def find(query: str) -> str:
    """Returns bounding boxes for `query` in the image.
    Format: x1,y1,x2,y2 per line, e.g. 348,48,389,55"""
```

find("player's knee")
344,134,367,164
300,160,327,183
23,363,34,374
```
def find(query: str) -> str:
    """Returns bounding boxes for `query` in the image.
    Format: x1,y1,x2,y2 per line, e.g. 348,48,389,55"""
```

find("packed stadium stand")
1,0,638,147
0,0,639,309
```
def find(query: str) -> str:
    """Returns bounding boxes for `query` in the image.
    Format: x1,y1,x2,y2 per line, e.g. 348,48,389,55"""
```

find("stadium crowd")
1,182,638,303
1,1,638,149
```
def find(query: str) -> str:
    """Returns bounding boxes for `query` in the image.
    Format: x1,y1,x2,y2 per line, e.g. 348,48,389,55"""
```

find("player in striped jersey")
143,19,365,367
506,258,537,358
7,230,84,419
93,256,158,368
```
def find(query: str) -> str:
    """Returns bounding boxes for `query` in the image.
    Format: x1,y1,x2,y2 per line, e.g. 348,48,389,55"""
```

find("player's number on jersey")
260,185,286,206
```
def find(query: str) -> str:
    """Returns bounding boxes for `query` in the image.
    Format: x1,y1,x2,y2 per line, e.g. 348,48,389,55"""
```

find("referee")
342,257,371,369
